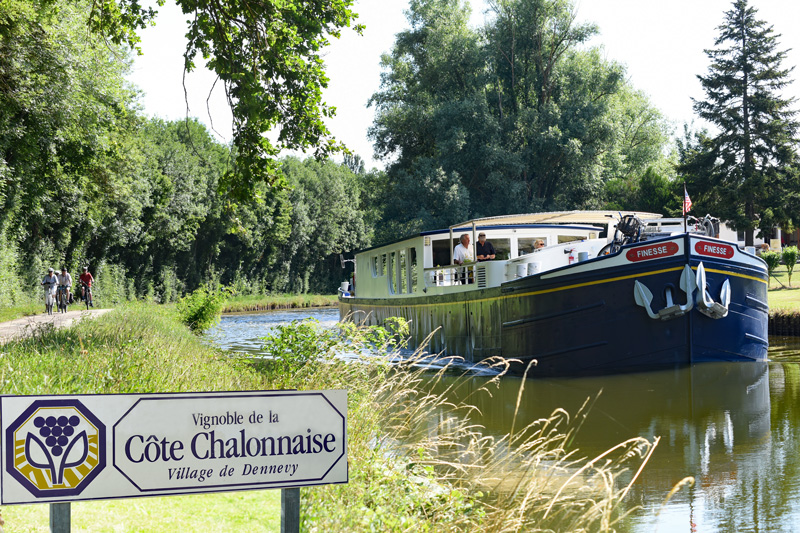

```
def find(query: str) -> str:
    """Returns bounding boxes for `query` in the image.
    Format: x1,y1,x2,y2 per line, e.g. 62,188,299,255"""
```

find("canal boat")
338,211,769,377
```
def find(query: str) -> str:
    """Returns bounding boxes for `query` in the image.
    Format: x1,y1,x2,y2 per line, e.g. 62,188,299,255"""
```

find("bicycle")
57,285,70,313
79,281,93,310
43,282,56,315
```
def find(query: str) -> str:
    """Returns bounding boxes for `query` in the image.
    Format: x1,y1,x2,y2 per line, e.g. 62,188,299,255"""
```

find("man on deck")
476,232,496,261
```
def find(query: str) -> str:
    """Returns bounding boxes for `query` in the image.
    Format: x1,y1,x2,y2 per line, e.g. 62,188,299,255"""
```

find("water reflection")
209,309,800,532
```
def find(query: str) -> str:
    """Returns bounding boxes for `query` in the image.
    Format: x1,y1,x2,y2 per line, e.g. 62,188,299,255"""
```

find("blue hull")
339,235,769,377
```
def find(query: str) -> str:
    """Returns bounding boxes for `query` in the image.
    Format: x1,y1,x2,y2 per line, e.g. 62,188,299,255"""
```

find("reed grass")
222,293,337,313
258,322,660,531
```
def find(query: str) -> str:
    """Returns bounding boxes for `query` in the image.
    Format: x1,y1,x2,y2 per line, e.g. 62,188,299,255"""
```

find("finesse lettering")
626,242,679,262
694,241,734,258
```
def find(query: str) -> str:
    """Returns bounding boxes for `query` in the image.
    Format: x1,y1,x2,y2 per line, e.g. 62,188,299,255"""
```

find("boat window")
491,238,511,260
558,235,583,244
370,256,379,277
518,237,547,255
432,239,451,266
387,252,395,294
409,247,418,292
380,254,387,276
399,250,408,293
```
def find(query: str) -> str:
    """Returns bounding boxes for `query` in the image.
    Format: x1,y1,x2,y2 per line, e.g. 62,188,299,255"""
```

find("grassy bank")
768,265,800,311
222,293,337,313
0,302,42,323
0,303,279,531
0,304,659,531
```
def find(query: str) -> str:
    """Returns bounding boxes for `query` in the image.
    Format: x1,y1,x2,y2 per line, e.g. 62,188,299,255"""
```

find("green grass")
0,302,44,323
222,293,337,313
0,304,265,395
768,266,800,311
0,303,282,531
3,490,280,532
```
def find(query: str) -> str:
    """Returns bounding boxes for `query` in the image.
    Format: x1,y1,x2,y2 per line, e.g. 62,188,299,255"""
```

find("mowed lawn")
768,266,800,311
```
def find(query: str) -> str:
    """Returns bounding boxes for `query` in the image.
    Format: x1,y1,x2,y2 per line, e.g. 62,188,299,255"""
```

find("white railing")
424,265,474,287
422,240,606,293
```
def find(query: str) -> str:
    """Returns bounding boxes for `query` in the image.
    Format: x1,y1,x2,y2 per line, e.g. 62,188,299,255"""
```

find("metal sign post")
49,502,70,533
281,487,300,533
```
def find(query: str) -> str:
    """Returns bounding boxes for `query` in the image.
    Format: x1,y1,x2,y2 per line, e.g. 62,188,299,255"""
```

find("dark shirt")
476,241,496,261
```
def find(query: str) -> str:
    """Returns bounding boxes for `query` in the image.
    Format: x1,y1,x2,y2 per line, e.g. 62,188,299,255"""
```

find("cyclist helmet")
83,266,89,272
48,268,54,273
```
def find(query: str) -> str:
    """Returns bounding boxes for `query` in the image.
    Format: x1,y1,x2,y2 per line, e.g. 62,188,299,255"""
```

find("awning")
449,210,662,230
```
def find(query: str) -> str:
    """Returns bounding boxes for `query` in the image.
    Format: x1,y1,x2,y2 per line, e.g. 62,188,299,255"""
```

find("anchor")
695,262,731,319
634,264,695,320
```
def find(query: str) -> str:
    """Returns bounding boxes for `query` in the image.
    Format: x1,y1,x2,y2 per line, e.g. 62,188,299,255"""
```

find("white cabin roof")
449,210,662,229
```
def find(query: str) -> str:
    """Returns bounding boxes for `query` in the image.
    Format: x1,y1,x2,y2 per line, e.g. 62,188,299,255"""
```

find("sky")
127,0,800,169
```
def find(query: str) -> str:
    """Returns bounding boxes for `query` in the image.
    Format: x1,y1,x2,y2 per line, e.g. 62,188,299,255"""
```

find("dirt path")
0,309,113,344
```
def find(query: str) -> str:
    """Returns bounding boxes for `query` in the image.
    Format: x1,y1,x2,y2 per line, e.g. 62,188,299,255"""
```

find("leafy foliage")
273,157,371,293
176,283,230,332
86,0,363,199
258,319,339,389
782,246,799,287
678,0,800,245
761,250,781,287
367,0,673,240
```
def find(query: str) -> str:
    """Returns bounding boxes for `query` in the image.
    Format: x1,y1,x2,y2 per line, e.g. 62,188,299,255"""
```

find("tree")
0,1,145,273
782,245,798,287
273,157,371,293
368,0,671,236
679,0,800,246
760,250,780,287
86,0,363,199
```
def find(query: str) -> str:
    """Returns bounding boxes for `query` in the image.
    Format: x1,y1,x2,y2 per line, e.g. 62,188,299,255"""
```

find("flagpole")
683,183,688,233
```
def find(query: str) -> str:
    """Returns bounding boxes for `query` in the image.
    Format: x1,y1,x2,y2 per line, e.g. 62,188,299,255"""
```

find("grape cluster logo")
5,399,106,497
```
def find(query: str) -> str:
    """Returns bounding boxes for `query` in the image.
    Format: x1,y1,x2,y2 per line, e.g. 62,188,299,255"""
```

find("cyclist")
79,266,94,307
57,267,73,307
41,267,58,314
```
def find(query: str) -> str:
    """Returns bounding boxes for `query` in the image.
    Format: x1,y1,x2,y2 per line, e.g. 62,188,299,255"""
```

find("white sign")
1,390,347,504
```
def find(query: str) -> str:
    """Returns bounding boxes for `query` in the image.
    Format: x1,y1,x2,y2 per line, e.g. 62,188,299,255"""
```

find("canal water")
208,309,800,532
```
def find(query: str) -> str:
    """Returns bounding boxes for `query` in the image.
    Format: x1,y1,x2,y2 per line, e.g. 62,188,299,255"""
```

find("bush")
176,284,231,332
762,250,781,287
782,246,799,287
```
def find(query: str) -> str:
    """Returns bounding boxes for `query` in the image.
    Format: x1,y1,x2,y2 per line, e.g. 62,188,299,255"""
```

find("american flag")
683,185,692,215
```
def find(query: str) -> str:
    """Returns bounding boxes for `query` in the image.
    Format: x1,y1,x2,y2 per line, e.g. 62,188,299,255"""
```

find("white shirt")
42,274,58,289
57,272,73,287
453,243,473,264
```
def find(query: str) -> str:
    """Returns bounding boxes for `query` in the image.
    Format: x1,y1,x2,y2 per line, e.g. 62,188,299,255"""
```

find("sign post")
1,390,347,529
50,502,70,533
281,487,300,533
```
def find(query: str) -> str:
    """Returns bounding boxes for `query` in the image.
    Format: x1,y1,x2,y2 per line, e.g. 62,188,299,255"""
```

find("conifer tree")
680,0,799,246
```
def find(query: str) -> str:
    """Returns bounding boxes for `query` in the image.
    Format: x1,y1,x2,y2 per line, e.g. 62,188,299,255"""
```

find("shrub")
761,251,781,287
176,284,231,332
782,246,799,287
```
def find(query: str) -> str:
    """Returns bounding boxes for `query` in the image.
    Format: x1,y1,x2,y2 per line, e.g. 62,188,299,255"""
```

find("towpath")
0,309,112,344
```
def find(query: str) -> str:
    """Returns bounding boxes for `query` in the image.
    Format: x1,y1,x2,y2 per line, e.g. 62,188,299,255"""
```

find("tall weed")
257,319,659,531
176,283,231,332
